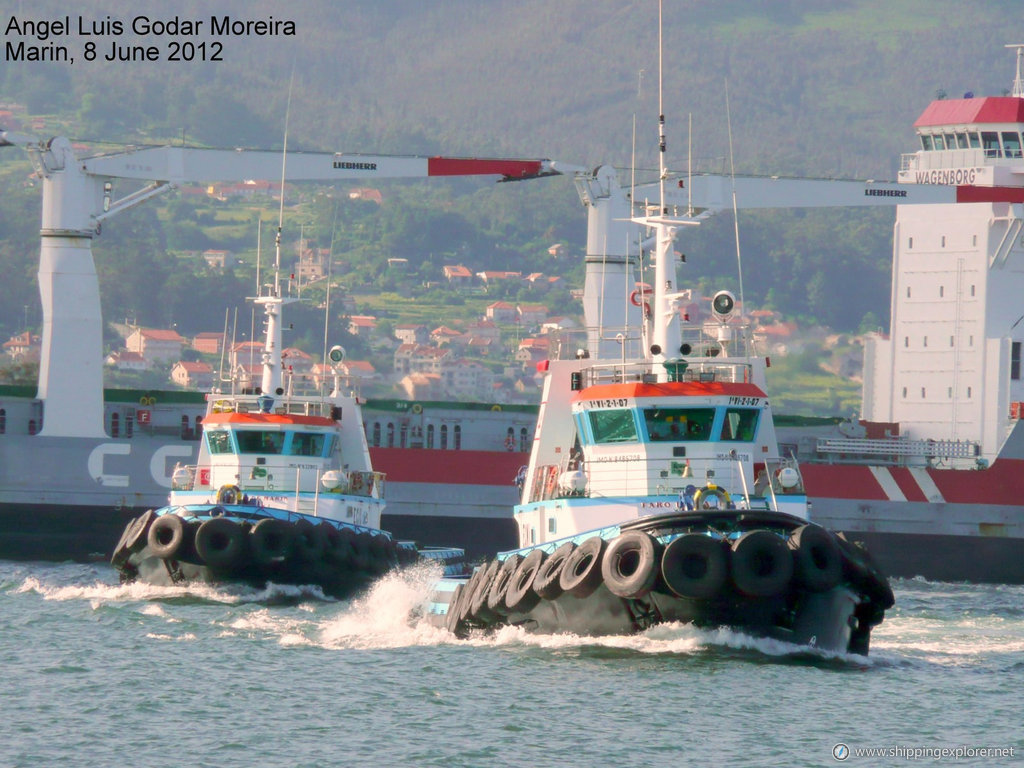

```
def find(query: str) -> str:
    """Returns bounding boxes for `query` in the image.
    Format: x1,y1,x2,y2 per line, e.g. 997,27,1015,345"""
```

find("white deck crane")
0,131,556,438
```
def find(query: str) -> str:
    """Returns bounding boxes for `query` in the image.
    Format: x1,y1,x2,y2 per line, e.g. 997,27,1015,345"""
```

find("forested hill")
0,0,1019,339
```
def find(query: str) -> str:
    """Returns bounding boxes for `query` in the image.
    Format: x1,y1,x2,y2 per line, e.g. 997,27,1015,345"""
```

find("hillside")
1,0,1019,409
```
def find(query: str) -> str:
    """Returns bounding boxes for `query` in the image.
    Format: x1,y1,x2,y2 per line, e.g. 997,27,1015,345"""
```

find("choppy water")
1,561,1022,768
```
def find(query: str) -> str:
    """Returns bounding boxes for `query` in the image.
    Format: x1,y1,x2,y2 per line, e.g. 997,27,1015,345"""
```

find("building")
191,332,225,356
347,315,377,337
394,324,428,345
2,331,40,361
104,350,148,371
443,265,473,287
125,328,185,365
485,301,517,323
170,361,215,390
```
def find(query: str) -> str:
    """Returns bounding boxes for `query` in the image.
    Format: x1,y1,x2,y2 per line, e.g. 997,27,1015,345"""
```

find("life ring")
491,404,502,412
147,514,186,560
486,554,523,616
195,517,245,570
730,530,793,597
216,484,241,505
249,518,294,565
139,395,157,405
600,530,660,599
558,536,606,599
693,484,731,510
533,541,576,600
789,524,842,592
504,548,545,613
660,534,728,599
411,403,423,414
629,283,652,305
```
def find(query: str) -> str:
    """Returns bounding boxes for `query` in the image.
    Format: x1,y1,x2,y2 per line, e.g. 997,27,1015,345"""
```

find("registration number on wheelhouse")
587,398,629,409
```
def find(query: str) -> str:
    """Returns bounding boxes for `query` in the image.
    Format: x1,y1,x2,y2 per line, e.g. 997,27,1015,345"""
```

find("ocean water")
1,561,1022,768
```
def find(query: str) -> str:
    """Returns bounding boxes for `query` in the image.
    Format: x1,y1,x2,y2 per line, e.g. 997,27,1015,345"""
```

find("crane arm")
80,145,557,184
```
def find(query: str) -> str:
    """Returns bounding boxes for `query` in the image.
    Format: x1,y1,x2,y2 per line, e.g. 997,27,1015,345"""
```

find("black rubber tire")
601,531,660,599
558,537,606,599
445,583,468,636
730,530,794,597
195,517,246,569
789,524,842,592
319,523,353,565
468,559,502,623
147,514,186,559
249,518,294,565
291,519,324,562
533,542,576,600
458,568,484,623
486,555,523,615
661,534,729,599
504,549,545,613
128,509,157,551
352,532,376,572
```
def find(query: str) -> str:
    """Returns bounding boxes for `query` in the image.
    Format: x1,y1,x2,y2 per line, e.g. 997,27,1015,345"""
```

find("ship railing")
575,357,755,388
208,391,339,420
172,465,385,499
815,436,980,463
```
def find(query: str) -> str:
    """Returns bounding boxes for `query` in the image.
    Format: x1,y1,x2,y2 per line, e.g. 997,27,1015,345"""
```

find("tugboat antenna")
1007,44,1024,97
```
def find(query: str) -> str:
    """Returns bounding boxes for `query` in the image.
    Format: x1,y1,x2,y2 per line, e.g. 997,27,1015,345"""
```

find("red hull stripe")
427,157,544,180
204,413,334,427
801,457,1024,505
888,468,929,503
956,186,1024,204
369,447,527,485
574,381,765,403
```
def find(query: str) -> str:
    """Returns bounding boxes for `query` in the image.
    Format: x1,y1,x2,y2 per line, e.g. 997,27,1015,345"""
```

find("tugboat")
426,7,893,652
113,215,463,596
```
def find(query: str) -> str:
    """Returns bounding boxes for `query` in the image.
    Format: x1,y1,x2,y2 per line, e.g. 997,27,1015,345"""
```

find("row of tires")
113,510,408,576
445,524,851,634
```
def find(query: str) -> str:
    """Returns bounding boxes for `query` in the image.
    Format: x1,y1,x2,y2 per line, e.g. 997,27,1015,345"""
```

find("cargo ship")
2,51,1023,580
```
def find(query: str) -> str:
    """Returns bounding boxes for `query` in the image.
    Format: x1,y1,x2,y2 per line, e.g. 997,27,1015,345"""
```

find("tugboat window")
589,409,638,443
982,132,1001,158
289,432,326,457
237,430,284,454
207,430,234,454
721,408,760,442
1002,131,1022,159
642,407,715,442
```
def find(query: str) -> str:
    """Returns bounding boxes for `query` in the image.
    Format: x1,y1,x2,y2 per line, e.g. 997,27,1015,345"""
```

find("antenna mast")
1007,44,1024,97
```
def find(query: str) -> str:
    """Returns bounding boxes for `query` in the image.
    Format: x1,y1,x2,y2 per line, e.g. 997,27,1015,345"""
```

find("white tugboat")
427,6,893,652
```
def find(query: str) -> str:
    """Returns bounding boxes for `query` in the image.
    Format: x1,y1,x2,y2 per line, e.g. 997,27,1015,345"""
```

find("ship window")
548,517,556,534
1012,341,1022,380
968,132,981,149
921,134,933,151
1001,131,1022,159
720,408,760,442
642,407,715,442
589,409,639,444
236,430,284,454
967,386,972,398
372,422,381,447
454,424,462,450
932,134,945,150
110,412,119,438
940,285,944,297
386,422,395,448
427,424,435,449
440,424,448,449
982,132,1001,158
289,432,326,457
0,408,5,434
206,429,234,454
943,133,956,150
520,427,529,452
956,133,969,149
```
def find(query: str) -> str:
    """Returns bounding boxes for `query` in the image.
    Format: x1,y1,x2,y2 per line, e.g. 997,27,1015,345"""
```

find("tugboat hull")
431,512,892,655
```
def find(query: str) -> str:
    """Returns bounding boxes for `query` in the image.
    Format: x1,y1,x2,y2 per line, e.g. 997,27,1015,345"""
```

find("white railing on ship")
816,437,979,460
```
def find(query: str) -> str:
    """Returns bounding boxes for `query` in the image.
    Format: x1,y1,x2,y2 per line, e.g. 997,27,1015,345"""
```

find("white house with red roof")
485,301,517,323
170,360,215,390
347,315,377,337
104,350,147,371
191,331,224,355
3,331,40,361
126,328,185,364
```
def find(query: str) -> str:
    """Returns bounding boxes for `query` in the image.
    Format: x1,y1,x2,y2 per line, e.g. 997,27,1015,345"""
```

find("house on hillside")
105,350,148,371
517,303,548,326
393,344,452,376
3,331,40,361
191,332,224,356
126,328,185,364
230,341,263,370
282,347,315,375
485,301,517,323
203,250,237,271
443,265,473,287
171,361,215,390
347,315,377,337
394,324,428,345
476,270,521,288
430,326,463,346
